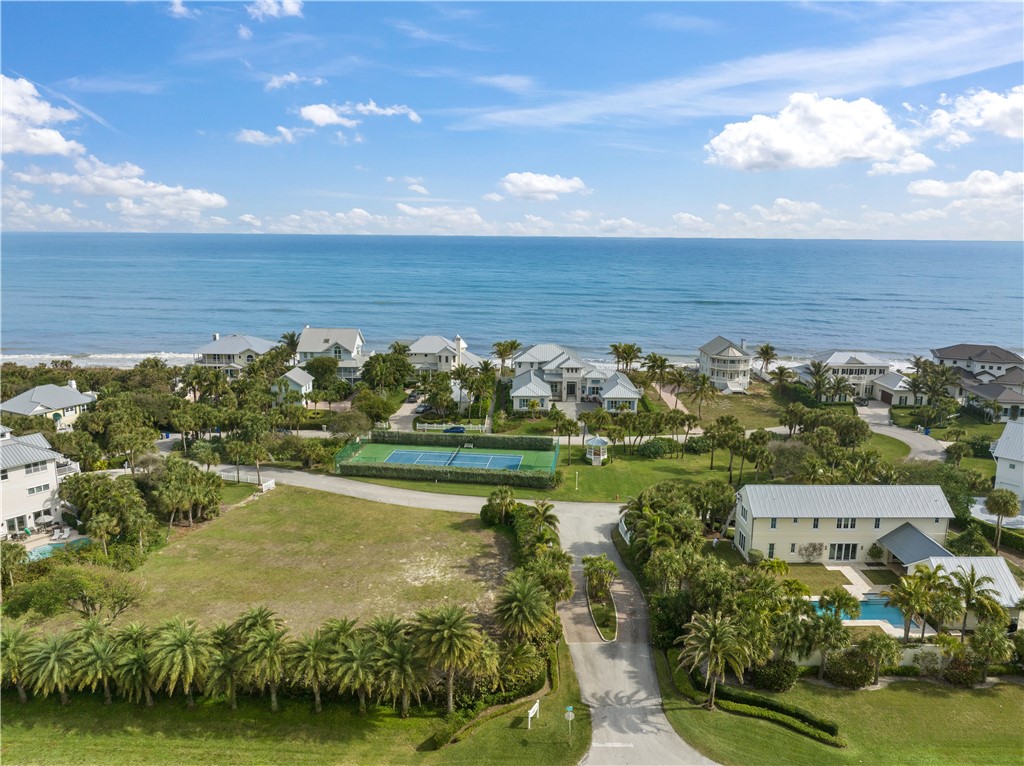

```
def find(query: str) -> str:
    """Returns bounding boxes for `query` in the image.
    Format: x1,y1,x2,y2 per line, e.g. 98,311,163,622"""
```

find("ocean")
2,233,1021,367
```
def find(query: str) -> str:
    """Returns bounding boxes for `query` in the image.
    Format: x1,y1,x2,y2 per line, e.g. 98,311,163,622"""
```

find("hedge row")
975,520,1024,555
370,430,555,452
715,700,847,748
672,660,709,705
335,461,559,489
692,671,840,736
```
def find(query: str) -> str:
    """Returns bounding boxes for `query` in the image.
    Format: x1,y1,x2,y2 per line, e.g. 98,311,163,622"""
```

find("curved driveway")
856,402,947,461
251,466,715,765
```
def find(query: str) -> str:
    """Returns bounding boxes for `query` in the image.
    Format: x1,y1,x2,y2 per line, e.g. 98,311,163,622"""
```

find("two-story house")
193,333,278,379
406,335,483,373
275,367,315,406
0,382,96,430
932,344,1024,421
698,336,752,392
297,327,367,384
993,420,1023,500
793,351,891,400
509,344,641,414
0,425,78,535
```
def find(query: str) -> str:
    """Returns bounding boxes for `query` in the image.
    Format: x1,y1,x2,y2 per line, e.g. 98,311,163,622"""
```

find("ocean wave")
0,352,194,369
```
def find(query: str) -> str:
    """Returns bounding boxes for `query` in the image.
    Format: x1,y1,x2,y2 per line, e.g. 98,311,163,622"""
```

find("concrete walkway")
653,383,692,415
855,402,947,461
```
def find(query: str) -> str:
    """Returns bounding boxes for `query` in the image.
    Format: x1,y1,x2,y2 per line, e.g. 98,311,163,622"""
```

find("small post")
565,706,574,742
575,471,579,491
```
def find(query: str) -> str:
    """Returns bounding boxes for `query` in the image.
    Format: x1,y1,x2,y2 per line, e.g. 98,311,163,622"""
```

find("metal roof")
921,557,1023,608
699,336,750,358
600,372,642,400
931,344,1024,364
810,350,889,367
514,343,571,364
992,421,1024,462
740,484,955,519
0,432,61,470
297,327,364,354
0,384,96,416
280,367,314,387
409,335,456,354
510,370,553,399
878,523,951,564
874,371,912,391
193,334,277,356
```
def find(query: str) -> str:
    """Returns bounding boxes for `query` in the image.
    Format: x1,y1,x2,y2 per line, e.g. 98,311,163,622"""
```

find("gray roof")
967,384,1024,404
0,432,61,470
409,335,457,354
740,485,955,519
874,371,912,392
510,370,552,399
600,372,642,400
931,344,1024,364
992,421,1024,462
699,336,750,358
514,343,572,364
1,384,95,416
280,367,314,387
193,334,277,356
993,367,1024,386
586,435,611,446
878,522,952,564
297,327,364,354
811,350,889,367
921,557,1023,608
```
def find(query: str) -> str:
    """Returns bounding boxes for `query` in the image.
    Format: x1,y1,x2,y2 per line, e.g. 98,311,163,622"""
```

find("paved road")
856,402,947,461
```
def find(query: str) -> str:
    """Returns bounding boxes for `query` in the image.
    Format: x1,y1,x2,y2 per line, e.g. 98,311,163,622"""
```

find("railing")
219,469,262,485
56,461,80,478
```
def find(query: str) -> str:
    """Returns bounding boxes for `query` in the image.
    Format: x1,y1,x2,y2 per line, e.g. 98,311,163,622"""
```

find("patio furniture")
61,528,72,540
50,529,62,542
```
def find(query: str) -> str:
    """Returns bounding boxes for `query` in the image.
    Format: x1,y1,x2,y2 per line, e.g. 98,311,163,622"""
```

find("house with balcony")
193,333,277,379
406,335,483,373
792,351,891,401
0,425,78,536
698,336,752,392
510,344,641,413
297,326,367,384
0,382,96,429
993,420,1023,499
932,343,1024,386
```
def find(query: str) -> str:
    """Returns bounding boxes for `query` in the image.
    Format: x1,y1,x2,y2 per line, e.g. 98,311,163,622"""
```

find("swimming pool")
812,597,919,629
27,537,92,561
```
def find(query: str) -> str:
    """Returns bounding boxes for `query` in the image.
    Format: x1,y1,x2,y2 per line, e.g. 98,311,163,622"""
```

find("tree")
530,499,559,535
860,632,902,684
150,617,212,707
188,439,217,471
950,565,999,642
492,340,521,377
969,622,1013,679
494,569,555,642
377,634,429,718
1,540,29,588
206,627,244,711
675,611,751,710
644,352,672,393
755,343,778,379
304,356,340,391
111,627,156,707
526,398,541,420
985,489,1021,553
332,634,378,716
483,486,517,526
769,365,797,395
88,513,121,557
75,635,118,704
883,577,929,644
411,604,481,715
327,409,372,442
244,625,290,712
687,374,718,419
583,554,618,601
818,586,861,620
1,621,35,703
25,631,81,705
665,368,692,407
803,612,850,680
279,330,300,359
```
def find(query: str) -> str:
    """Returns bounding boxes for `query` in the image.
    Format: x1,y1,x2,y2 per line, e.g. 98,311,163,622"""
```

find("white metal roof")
0,432,61,470
600,372,642,400
920,557,1023,608
297,327,364,354
514,343,570,364
992,421,1024,462
511,370,552,399
740,484,954,519
874,371,912,391
0,384,96,416
193,334,277,356
280,367,314,387
811,350,889,367
409,335,455,354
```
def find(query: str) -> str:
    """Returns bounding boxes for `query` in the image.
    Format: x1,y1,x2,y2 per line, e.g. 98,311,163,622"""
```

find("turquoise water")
2,234,1021,360
812,597,918,629
27,537,92,561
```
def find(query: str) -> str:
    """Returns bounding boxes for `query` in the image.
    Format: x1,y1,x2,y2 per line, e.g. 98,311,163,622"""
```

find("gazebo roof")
585,435,611,446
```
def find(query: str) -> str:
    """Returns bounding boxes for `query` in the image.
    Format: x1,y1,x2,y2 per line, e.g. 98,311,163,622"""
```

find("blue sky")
2,1,1021,238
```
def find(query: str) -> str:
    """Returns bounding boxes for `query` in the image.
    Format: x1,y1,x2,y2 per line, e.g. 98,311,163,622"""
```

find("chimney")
740,339,746,352
69,379,78,390
213,332,220,341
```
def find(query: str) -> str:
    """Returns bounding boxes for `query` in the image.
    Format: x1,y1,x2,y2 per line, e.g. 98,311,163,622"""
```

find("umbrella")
40,514,54,523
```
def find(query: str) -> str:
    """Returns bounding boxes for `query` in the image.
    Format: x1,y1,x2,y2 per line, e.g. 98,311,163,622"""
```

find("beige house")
698,336,752,392
915,557,1022,631
0,426,78,535
0,382,96,429
297,326,367,384
731,485,953,564
193,333,277,379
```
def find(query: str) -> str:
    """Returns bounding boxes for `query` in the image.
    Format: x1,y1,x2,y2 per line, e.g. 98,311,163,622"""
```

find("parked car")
406,393,419,403
443,426,466,433
414,404,430,414
853,396,870,406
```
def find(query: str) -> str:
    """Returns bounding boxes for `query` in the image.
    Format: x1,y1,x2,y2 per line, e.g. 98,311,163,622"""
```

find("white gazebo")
585,435,611,466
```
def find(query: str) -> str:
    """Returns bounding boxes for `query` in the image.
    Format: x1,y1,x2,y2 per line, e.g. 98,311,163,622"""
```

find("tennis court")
384,449,523,470
338,441,558,473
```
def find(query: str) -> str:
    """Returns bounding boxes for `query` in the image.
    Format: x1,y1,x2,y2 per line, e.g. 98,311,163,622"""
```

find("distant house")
873,371,929,407
730,484,953,564
792,351,891,401
993,421,1024,499
0,382,96,429
407,335,483,373
698,336,752,392
931,344,1024,415
193,333,277,379
297,326,367,384
915,557,1022,631
510,344,641,413
964,384,1024,423
0,425,78,535
276,367,314,406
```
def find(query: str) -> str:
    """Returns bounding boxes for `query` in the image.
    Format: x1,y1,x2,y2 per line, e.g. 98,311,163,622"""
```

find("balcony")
56,460,80,480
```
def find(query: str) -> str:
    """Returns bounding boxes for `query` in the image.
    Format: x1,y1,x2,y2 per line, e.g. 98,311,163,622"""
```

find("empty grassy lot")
129,485,510,631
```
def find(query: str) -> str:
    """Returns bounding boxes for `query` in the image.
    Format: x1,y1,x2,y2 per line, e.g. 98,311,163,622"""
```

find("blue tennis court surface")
385,449,524,471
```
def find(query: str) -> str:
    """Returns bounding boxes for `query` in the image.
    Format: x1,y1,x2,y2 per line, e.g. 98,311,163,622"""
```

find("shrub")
975,521,1024,555
965,434,994,458
683,435,711,454
335,461,556,489
479,503,502,527
369,430,555,452
751,659,799,692
649,591,693,650
797,542,825,563
880,664,921,677
946,527,995,556
430,711,472,750
692,672,840,736
746,548,765,566
944,653,984,687
867,543,884,562
637,437,676,459
672,656,708,704
912,650,941,678
825,649,875,689
715,700,847,748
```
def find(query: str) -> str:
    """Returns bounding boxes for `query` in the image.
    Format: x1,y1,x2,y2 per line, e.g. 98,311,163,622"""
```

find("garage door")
880,391,892,404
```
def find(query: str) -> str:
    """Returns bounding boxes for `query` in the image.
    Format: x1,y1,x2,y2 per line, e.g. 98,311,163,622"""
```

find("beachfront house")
510,343,641,412
792,351,891,401
406,335,483,373
0,425,77,536
510,370,551,413
915,557,1022,631
931,343,1024,411
698,336,752,392
729,484,953,564
873,371,930,407
297,326,367,384
0,382,96,430
993,420,1024,499
964,385,1024,423
276,367,314,406
193,333,277,379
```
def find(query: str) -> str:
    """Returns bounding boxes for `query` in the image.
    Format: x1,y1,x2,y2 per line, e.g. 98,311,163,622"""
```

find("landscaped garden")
890,409,1006,442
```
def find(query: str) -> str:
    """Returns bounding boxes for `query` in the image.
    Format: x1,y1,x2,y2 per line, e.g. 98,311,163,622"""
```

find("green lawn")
694,382,785,429
861,568,901,586
588,590,617,641
891,409,1006,442
493,416,562,436
655,650,1024,766
125,486,510,631
220,481,258,506
960,456,996,482
0,640,590,766
784,564,853,596
864,432,911,462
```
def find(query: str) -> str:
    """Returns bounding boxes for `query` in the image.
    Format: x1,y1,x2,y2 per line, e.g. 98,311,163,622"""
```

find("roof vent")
68,380,78,390
213,332,220,341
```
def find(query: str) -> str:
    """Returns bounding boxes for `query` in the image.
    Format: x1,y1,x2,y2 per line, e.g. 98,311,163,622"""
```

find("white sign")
527,700,540,729
564,711,575,721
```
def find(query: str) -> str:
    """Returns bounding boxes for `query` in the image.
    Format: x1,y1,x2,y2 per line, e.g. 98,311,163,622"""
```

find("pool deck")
824,563,935,639
22,529,88,552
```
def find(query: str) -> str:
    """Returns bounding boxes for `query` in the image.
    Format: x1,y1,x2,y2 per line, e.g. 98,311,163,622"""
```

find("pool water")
812,597,919,629
27,537,92,561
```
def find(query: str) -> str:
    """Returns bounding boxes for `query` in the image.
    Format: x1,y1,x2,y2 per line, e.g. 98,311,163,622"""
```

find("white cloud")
868,152,935,176
395,203,488,231
472,75,535,95
643,12,717,32
672,212,712,231
299,104,361,128
168,0,198,19
265,72,324,91
239,214,263,227
237,24,253,40
751,198,825,223
246,0,303,22
482,192,503,202
353,99,421,124
706,93,916,171
235,126,310,145
715,203,732,212
499,172,590,201
563,209,591,222
2,185,108,231
907,170,1023,199
1,75,85,157
924,85,1024,146
407,183,429,195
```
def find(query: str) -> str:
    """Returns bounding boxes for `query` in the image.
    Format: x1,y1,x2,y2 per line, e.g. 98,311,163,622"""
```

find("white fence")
415,423,486,433
220,470,261,486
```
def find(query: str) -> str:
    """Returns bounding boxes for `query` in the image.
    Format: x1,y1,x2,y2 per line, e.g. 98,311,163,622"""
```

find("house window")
333,347,343,359
518,399,529,409
0,469,7,481
246,354,254,363
28,483,51,495
812,518,819,529
898,396,908,406
1010,464,1017,469
914,396,923,406
737,531,746,550
836,518,856,529
874,518,881,529
25,461,47,475
740,506,748,521
790,543,796,553
793,518,799,524
767,543,775,559
770,518,777,529
829,543,858,561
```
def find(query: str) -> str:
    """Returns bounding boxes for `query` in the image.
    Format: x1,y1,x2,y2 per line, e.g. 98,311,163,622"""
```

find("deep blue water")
2,233,1021,362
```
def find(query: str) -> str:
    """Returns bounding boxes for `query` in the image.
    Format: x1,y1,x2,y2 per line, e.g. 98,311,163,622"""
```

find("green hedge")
370,429,555,452
715,700,847,748
335,461,558,489
976,520,1024,555
672,659,709,705
692,671,840,736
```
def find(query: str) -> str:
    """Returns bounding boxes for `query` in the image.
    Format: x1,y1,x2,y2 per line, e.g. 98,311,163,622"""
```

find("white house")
0,382,96,429
509,370,551,413
932,343,1024,383
193,333,277,379
873,371,930,407
0,425,77,535
276,367,314,406
993,420,1024,499
792,351,891,401
963,384,1024,423
407,335,483,373
698,336,752,392
297,326,367,383
730,484,953,565
915,557,1022,631
511,343,641,411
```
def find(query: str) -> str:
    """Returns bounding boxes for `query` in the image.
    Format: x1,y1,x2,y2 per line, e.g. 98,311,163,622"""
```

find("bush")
649,591,693,650
751,659,799,692
637,437,677,459
672,657,708,704
975,521,1024,555
944,653,984,687
965,434,994,458
880,664,921,677
746,549,765,566
683,435,711,454
825,649,875,689
479,503,502,527
946,527,995,556
370,429,555,452
692,672,840,736
335,461,556,489
430,711,472,750
715,700,847,748
797,542,825,563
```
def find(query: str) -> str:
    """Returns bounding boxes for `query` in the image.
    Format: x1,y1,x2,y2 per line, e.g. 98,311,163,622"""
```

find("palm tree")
492,340,520,377
526,398,541,420
860,632,902,684
1,540,29,588
245,625,290,712
366,614,410,649
969,622,1014,679
112,642,156,707
377,633,429,718
1,621,36,703
804,612,850,680
494,569,555,642
231,605,283,643
285,629,332,713
826,375,855,403
583,554,618,601
882,577,929,644
805,360,829,402
411,604,481,715
25,631,81,705
206,624,244,710
279,330,300,360
950,565,999,642
333,634,378,716
322,618,360,647
485,486,517,526
620,343,643,372
530,498,560,535
687,373,718,420
665,368,692,407
88,513,120,557
675,612,751,710
150,617,212,707
75,635,118,704
985,489,1021,553
755,343,777,379
818,587,861,620
644,352,671,393
769,365,797,395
